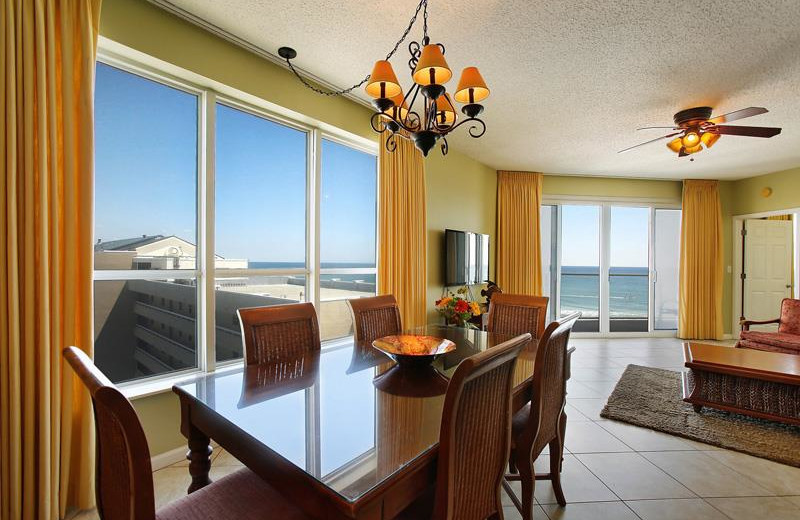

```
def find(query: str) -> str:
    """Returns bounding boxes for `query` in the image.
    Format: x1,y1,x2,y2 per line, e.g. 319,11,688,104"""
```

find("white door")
743,219,793,331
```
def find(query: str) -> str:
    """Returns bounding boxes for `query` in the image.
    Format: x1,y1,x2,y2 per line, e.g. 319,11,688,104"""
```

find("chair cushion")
738,330,800,354
156,468,310,520
779,299,800,336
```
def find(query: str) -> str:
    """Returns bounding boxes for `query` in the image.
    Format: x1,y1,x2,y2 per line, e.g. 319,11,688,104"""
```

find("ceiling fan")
619,106,782,159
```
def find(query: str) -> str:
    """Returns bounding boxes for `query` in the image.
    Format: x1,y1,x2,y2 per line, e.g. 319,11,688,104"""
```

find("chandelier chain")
283,0,429,97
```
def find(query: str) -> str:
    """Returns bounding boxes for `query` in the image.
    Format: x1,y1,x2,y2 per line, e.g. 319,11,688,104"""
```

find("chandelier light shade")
412,44,452,86
365,60,402,99
454,67,490,104
434,94,457,127
365,0,489,157
384,92,410,121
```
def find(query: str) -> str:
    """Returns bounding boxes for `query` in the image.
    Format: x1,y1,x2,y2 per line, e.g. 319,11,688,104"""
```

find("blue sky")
95,63,377,265
561,205,649,267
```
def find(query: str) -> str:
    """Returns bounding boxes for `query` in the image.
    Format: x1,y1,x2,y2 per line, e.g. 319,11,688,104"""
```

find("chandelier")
279,0,489,157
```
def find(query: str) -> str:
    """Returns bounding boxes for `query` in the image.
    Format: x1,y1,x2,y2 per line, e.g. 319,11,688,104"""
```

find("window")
214,103,309,362
542,202,680,334
609,207,650,332
653,209,682,329
319,138,378,341
540,205,556,322
560,205,601,332
93,62,200,383
93,56,378,385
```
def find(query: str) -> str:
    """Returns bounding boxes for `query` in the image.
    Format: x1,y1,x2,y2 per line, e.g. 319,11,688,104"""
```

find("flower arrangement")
435,287,482,328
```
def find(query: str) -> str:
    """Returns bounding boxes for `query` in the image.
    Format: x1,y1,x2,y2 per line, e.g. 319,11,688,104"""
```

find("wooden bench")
682,342,800,426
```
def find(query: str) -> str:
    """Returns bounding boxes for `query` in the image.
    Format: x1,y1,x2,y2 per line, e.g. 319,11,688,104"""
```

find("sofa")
736,298,800,355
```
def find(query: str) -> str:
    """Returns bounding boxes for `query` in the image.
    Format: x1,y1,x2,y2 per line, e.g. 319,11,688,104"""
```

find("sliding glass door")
609,207,650,332
542,203,680,334
653,209,682,330
559,205,601,332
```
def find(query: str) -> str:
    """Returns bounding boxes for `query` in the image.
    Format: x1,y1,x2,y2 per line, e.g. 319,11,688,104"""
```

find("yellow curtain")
378,134,427,328
678,180,723,339
495,171,543,295
1,1,101,518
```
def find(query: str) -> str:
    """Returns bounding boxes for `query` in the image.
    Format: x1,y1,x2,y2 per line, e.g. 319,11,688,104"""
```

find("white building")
94,234,247,270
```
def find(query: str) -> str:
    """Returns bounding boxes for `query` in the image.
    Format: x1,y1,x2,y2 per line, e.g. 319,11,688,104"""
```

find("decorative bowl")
372,334,456,368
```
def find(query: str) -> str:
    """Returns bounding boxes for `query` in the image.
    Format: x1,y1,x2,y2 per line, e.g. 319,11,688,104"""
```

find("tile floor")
73,337,800,520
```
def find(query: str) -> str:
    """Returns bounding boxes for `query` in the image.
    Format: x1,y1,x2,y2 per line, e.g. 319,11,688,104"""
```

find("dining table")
172,324,550,520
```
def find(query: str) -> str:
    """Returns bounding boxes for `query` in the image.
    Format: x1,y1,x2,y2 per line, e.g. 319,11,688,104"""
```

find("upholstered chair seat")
156,468,309,520
737,298,800,355
738,330,800,354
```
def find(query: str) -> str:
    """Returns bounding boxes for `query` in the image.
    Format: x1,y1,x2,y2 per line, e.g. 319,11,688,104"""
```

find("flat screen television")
445,229,490,286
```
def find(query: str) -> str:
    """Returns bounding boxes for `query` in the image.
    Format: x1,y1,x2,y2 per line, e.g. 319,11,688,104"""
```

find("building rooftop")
94,235,167,252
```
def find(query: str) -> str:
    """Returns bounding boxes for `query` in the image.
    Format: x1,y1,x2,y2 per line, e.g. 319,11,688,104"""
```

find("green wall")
729,167,800,215
543,175,683,202
425,149,497,324
719,167,800,334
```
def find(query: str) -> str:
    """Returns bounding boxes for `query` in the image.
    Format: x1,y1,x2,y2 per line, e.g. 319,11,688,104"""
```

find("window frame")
93,44,379,394
541,196,681,337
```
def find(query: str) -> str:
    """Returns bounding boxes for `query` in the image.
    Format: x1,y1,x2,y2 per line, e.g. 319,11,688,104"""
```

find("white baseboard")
151,445,187,470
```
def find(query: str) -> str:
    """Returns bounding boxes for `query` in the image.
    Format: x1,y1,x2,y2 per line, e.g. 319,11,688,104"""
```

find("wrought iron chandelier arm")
446,116,487,138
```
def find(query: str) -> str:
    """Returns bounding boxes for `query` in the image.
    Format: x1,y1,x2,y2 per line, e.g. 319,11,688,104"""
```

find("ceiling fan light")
667,137,683,153
684,143,703,154
701,132,721,148
365,60,402,99
412,44,452,86
454,67,489,103
434,93,457,127
681,130,701,148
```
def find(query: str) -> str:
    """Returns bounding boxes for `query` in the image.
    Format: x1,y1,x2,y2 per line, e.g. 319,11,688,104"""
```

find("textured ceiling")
162,0,800,180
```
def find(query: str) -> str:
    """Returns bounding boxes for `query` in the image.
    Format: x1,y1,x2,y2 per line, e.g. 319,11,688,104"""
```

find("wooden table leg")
186,426,212,493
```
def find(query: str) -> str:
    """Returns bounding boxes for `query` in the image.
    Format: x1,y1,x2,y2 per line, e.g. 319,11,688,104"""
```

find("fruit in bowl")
372,335,456,367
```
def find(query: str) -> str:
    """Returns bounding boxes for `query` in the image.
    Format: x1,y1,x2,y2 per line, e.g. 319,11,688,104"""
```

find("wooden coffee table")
682,342,800,426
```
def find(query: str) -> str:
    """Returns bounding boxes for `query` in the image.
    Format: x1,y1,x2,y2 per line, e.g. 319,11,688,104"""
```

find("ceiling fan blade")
618,132,682,154
709,125,782,138
637,126,680,131
708,107,768,124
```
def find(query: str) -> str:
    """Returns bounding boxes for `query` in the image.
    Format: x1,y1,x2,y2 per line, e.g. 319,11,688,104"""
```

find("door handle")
787,285,793,289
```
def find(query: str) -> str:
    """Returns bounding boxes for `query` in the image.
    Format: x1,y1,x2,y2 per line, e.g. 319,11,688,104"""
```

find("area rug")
600,364,800,468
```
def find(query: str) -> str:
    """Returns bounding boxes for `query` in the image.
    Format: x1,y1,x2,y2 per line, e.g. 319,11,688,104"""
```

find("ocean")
249,262,377,284
559,266,649,318
246,262,649,318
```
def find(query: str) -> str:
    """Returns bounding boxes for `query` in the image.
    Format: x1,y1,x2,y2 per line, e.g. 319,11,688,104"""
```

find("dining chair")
237,302,321,365
486,293,550,344
503,312,581,520
396,332,532,520
347,294,403,344
62,346,310,520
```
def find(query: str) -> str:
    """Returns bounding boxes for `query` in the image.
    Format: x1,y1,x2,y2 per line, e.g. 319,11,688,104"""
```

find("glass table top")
174,325,535,504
